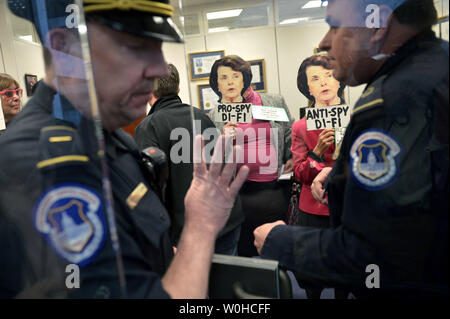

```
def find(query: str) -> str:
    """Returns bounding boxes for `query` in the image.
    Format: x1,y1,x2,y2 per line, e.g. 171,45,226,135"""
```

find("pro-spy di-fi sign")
215,103,253,123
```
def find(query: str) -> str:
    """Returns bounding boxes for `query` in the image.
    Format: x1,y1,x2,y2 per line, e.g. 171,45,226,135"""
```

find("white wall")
277,23,328,118
183,22,366,120
0,43,5,73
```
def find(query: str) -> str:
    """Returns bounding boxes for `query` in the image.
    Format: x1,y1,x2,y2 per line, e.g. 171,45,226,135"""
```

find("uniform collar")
368,29,438,87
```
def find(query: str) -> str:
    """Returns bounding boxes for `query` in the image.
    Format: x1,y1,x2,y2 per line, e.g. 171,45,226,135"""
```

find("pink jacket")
291,119,335,216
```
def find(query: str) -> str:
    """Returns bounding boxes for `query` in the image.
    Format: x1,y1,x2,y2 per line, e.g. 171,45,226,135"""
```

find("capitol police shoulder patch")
350,129,402,191
34,184,107,267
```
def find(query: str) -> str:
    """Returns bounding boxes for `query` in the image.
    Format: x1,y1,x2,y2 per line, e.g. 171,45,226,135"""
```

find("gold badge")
126,183,148,210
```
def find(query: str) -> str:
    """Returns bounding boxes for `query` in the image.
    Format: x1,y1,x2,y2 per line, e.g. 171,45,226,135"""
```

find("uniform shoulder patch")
34,184,107,266
350,129,402,191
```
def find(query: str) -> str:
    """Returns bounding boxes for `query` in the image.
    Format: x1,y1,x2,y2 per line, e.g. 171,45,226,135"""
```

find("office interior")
0,0,448,121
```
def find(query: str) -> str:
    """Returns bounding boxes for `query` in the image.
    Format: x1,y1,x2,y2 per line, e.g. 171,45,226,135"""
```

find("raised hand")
184,135,249,235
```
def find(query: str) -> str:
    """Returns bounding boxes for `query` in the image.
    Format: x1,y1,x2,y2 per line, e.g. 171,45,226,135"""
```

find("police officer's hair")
328,0,438,30
153,63,180,99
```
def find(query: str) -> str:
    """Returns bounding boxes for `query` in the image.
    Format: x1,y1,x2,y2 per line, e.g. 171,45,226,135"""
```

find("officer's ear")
47,28,73,53
45,28,84,80
370,5,394,43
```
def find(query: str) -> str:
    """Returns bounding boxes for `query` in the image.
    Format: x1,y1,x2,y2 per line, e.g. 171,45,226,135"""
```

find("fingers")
253,221,286,254
224,122,238,128
311,184,325,203
209,135,226,178
219,138,238,186
311,167,332,202
228,164,249,198
193,135,207,175
324,136,335,146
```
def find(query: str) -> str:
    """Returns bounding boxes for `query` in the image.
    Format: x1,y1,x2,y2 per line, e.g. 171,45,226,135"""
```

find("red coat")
291,119,335,216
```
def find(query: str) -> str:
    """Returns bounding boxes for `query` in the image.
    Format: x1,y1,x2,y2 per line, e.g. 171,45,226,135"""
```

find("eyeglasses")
0,88,23,99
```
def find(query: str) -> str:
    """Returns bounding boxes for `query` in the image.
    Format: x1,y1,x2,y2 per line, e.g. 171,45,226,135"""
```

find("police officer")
254,0,448,298
0,0,249,298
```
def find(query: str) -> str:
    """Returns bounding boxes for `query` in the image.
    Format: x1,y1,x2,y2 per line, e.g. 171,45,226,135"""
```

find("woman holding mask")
209,55,294,257
291,54,347,299
0,73,22,134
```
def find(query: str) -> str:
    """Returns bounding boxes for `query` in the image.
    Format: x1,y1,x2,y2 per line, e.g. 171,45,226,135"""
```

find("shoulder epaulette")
351,75,387,116
37,125,89,170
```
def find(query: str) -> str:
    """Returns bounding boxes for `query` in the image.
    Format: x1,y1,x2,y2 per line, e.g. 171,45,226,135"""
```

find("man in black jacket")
254,0,448,298
135,64,243,255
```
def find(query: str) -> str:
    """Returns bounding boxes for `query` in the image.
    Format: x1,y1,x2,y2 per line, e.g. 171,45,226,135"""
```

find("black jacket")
135,95,244,245
0,82,173,298
261,30,449,298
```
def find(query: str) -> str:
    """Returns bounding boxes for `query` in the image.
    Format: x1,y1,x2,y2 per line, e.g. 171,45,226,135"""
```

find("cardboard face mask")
217,66,245,103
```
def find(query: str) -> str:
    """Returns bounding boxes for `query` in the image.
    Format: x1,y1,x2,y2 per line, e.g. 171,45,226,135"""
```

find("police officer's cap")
8,0,183,43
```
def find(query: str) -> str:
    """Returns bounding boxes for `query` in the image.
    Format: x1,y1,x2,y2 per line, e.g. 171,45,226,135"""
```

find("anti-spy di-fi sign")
215,103,252,123
306,105,351,131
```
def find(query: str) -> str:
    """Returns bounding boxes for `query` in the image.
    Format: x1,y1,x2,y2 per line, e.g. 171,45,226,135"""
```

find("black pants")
237,180,289,257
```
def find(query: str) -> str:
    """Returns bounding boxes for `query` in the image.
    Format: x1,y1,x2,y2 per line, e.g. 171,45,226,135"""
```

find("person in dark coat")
254,0,448,298
135,64,243,255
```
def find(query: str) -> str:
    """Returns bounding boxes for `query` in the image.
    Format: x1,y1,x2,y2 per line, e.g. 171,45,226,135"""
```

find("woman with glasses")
0,73,23,131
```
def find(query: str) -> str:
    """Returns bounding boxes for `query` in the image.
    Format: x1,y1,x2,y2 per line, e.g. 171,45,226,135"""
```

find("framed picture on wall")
188,50,225,81
248,59,266,92
24,74,38,96
197,84,218,113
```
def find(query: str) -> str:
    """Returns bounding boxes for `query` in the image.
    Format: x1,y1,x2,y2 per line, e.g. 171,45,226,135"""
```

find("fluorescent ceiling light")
302,1,327,9
19,35,33,42
207,9,243,20
280,17,311,25
209,27,230,33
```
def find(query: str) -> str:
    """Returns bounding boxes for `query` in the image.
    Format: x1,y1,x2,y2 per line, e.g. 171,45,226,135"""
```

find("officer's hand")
254,221,286,255
184,135,249,236
313,128,335,157
311,167,332,205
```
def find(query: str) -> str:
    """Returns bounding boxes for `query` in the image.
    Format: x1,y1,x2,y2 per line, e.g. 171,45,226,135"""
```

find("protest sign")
306,105,350,131
215,103,252,123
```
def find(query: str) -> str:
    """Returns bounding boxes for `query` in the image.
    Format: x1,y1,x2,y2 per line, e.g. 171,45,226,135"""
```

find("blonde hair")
0,73,20,91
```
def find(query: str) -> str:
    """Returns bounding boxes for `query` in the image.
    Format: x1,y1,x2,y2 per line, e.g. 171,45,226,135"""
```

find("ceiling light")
207,9,243,20
19,35,33,42
302,1,328,9
280,17,311,25
208,27,230,33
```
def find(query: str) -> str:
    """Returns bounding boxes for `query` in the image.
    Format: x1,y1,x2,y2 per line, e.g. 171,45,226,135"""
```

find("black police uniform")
260,30,448,297
0,82,173,298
